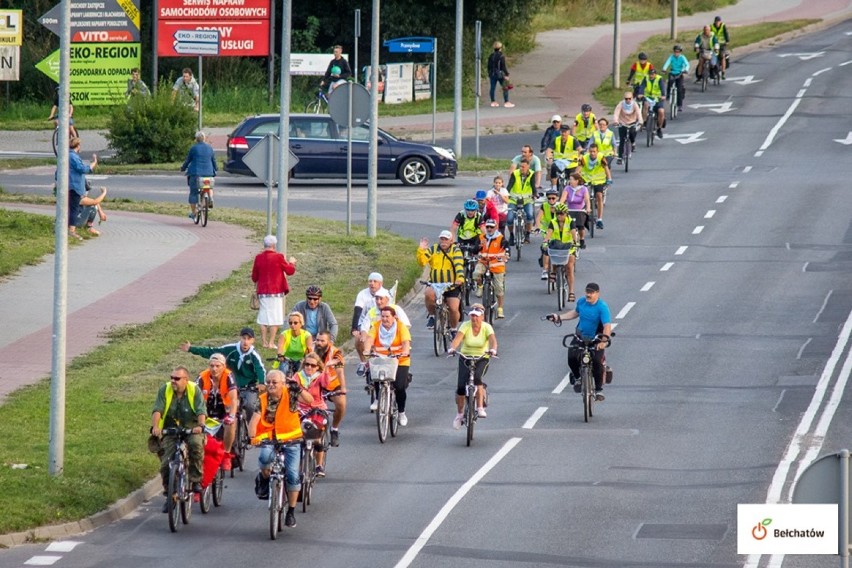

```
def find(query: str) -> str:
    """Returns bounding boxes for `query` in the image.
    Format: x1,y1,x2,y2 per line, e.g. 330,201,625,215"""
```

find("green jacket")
188,343,266,387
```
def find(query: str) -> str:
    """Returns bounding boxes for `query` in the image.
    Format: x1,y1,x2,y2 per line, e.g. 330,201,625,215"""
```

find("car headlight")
432,146,455,161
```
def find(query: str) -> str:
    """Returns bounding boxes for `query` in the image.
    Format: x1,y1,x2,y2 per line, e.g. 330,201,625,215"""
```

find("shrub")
105,90,196,163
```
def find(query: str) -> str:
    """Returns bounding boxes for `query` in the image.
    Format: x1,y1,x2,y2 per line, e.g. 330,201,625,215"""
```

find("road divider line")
813,290,833,323
553,375,571,394
716,195,728,203
729,181,739,189
758,97,801,151
675,246,687,255
802,262,809,273
394,437,522,568
640,281,655,292
772,390,786,413
796,338,812,360
796,88,807,98
523,407,548,429
803,78,813,87
616,302,635,319
811,67,832,76
705,210,716,219
754,150,764,157
743,166,752,173
660,262,674,271
692,226,704,234
840,60,852,67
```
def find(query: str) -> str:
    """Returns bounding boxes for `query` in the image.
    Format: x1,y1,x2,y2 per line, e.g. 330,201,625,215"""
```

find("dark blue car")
225,113,457,185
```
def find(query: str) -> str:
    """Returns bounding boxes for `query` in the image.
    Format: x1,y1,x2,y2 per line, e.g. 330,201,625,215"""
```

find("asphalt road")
1,23,852,568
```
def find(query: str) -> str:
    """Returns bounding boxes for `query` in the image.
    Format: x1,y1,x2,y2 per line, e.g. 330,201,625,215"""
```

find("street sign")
0,46,19,81
35,43,141,105
242,134,300,184
38,0,140,42
157,0,270,57
384,36,435,54
173,30,220,56
328,83,372,126
0,9,23,46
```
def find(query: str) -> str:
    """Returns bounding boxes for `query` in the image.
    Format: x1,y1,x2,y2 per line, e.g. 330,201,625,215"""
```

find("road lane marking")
729,181,739,189
803,78,813,87
704,210,716,219
758,98,801,151
802,262,809,272
45,542,83,553
840,60,852,67
772,390,786,413
743,166,752,173
660,262,674,271
675,246,687,255
692,225,704,234
716,195,727,203
616,302,635,319
754,150,764,157
813,290,833,323
796,88,807,98
640,281,655,292
523,407,548,429
811,67,832,76
553,375,571,394
25,558,62,566
394,437,522,568
796,338,812,360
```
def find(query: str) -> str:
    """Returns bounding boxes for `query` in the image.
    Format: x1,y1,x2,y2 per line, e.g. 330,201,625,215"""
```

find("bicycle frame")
162,427,194,532
457,353,491,446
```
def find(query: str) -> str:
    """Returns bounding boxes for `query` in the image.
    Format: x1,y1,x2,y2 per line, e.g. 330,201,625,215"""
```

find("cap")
374,288,391,298
475,190,487,200
560,125,571,132
714,15,721,21
484,218,497,227
209,353,227,364
585,282,600,293
439,230,453,240
240,327,255,338
649,67,657,74
551,114,562,122
368,272,383,282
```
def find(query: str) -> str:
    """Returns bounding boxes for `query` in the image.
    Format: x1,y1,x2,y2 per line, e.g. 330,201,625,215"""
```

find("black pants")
568,340,606,390
617,125,636,158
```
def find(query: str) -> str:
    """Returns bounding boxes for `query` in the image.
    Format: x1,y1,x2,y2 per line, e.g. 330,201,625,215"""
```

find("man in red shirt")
251,235,297,349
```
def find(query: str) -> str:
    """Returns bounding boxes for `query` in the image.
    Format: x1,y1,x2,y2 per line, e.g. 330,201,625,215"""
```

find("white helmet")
550,114,562,123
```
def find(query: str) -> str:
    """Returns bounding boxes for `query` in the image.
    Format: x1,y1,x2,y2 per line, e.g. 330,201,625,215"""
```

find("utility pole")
612,0,622,88
671,0,678,39
276,0,292,255
453,0,463,159
367,0,380,237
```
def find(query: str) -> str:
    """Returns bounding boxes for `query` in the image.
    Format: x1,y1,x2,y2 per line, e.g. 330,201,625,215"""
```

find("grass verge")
592,19,819,111
532,0,737,31
0,195,421,535
0,208,59,280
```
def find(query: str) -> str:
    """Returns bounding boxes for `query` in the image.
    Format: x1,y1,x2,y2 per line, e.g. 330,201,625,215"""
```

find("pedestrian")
172,67,199,111
251,235,297,349
66,137,98,241
125,67,151,98
487,41,514,108
180,131,216,220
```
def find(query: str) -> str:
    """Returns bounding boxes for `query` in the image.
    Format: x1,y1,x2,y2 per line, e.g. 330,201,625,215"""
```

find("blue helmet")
475,190,487,200
464,199,478,211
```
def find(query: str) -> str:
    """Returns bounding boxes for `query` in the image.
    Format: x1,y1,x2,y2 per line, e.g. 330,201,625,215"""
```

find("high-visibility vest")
197,368,235,408
158,381,199,430
580,155,608,185
574,112,596,142
591,130,615,157
632,61,652,85
478,233,506,274
643,75,663,100
457,212,482,240
553,135,578,163
711,22,727,44
369,320,410,366
509,169,534,199
280,328,310,361
251,392,303,444
548,218,574,244
540,202,556,227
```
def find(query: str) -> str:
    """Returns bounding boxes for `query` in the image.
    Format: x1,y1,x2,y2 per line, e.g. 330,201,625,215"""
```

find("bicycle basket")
548,247,572,266
200,177,215,189
300,408,328,439
370,357,399,381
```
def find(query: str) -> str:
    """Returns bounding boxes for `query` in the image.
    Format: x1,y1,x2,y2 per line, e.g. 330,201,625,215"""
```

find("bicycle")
450,352,495,446
366,353,400,443
161,426,196,532
422,281,456,357
508,198,530,261
643,98,657,148
261,439,302,539
304,88,329,114
698,50,715,93
547,245,576,311
193,176,214,227
268,355,302,378
615,121,638,173
298,406,330,511
458,242,479,307
588,182,608,237
231,384,259,477
199,418,225,514
49,117,78,156
478,257,499,324
667,73,683,119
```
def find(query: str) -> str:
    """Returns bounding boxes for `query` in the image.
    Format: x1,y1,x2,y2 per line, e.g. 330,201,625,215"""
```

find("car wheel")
399,157,430,186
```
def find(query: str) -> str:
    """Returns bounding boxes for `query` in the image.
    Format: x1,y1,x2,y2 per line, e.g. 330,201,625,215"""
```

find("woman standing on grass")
251,235,297,348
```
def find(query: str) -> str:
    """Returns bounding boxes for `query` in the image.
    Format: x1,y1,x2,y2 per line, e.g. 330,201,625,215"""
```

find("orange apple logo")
752,518,772,540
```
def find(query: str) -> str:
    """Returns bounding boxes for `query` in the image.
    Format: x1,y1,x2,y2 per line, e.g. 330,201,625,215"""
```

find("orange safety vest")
197,368,235,407
320,346,344,391
369,320,411,366
251,392,303,444
478,233,506,274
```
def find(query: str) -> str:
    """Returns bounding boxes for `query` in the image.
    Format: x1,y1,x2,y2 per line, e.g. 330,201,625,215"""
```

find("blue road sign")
384,37,435,54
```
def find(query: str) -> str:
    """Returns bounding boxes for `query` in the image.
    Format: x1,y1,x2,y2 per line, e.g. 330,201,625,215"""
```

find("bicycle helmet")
673,44,683,52
305,285,322,297
475,190,487,200
545,188,559,197
581,103,592,112
554,203,569,214
638,51,647,60
463,199,478,211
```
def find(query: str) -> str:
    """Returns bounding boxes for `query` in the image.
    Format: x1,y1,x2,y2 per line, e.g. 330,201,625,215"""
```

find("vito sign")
157,0,270,57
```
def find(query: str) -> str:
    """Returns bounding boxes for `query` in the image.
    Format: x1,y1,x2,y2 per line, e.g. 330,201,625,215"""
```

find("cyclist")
639,67,667,140
351,272,387,377
549,282,612,401
577,144,612,231
560,172,591,249
292,285,339,340
508,145,543,189
276,312,314,374
365,306,412,426
626,52,654,96
473,218,509,318
662,45,690,113
250,369,313,529
293,352,335,477
590,118,616,168
711,16,730,80
475,190,499,227
452,199,483,279
180,327,266,421
360,288,411,334
47,86,78,139
694,25,719,83
448,304,497,429
572,104,597,151
320,44,352,92
314,331,346,446
544,203,578,302
506,159,536,246
540,115,563,162
196,353,238,471
151,366,207,511
548,125,580,191
613,91,642,165
180,131,216,220
535,188,560,280
417,230,465,330
487,175,510,236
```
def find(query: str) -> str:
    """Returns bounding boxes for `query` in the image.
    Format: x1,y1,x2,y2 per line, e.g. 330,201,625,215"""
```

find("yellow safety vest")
509,169,534,199
548,218,574,244
591,130,615,157
574,113,596,142
580,155,607,185
643,75,663,100
158,381,198,430
553,135,578,163
457,213,482,240
633,61,652,86
711,22,727,44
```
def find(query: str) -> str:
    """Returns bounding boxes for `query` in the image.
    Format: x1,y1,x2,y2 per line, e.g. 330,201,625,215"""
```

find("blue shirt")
304,307,319,337
181,142,217,177
68,151,92,196
663,54,690,76
575,297,611,339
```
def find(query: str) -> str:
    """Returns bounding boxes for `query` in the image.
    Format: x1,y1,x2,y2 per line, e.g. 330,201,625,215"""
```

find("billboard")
38,1,140,42
157,0,271,57
0,9,23,46
384,63,413,104
36,43,141,105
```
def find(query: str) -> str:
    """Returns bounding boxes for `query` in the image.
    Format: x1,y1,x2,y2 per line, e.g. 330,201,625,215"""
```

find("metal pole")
152,0,158,92
197,55,203,132
277,0,292,256
474,21,481,158
354,9,361,84
431,38,437,144
612,0,621,88
671,0,678,39
346,84,353,235
841,450,850,568
49,0,72,478
265,134,273,235
367,0,379,238
453,0,463,159
268,0,275,105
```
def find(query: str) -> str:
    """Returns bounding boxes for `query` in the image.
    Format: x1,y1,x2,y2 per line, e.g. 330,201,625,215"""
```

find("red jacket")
251,249,296,295
479,200,499,227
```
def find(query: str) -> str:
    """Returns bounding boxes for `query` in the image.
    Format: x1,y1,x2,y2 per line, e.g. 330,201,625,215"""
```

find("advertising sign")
0,9,23,46
36,43,141,106
157,0,270,57
38,0,140,42
0,46,20,80
414,63,431,101
383,63,413,104
290,53,349,76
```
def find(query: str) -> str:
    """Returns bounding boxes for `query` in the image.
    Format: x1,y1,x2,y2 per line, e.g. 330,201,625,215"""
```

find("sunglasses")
289,320,301,325
547,197,557,201
306,296,320,301
303,362,318,368
624,97,633,101
170,375,184,381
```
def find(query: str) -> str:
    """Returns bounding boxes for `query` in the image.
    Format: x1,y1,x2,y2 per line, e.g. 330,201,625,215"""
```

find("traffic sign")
242,134,300,185
173,30,220,56
384,37,435,54
328,83,372,126
38,0,140,42
0,9,23,46
35,43,141,105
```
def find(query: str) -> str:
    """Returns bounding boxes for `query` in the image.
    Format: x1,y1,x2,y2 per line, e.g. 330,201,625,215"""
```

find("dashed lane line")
660,262,674,271
45,541,82,553
743,166,752,173
640,281,655,292
705,210,716,219
615,302,635,319
692,226,704,234
553,375,571,394
729,181,739,189
522,407,549,429
716,196,727,203
675,246,688,255
24,557,62,566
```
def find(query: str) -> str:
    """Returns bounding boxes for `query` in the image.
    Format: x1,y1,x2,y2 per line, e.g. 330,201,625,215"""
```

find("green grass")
532,0,738,31
0,209,58,279
0,195,421,535
456,156,509,174
593,19,819,111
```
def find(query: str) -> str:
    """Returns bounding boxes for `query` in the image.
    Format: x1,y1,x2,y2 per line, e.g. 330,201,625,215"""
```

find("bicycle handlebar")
161,427,195,437
561,332,615,349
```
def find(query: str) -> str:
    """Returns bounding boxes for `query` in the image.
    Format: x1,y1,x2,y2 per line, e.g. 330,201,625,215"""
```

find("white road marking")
523,407,549,429
716,195,728,203
758,98,801,151
705,210,716,218
45,541,83,553
505,312,520,326
754,150,764,157
692,225,704,234
25,558,62,566
394,437,522,568
675,246,688,255
553,375,571,394
640,281,655,292
616,302,635,319
743,166,752,173
811,67,832,77
772,390,786,413
796,338,812,360
611,322,618,330
660,262,674,271
840,60,852,67
803,78,813,87
796,88,807,98
802,262,809,273
729,181,739,189
813,290,833,323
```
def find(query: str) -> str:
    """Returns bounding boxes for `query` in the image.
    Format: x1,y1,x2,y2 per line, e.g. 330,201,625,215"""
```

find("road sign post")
242,133,300,237
384,36,437,142
329,82,371,235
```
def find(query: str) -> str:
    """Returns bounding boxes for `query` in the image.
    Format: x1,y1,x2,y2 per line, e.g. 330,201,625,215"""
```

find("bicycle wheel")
432,309,442,357
199,193,209,227
305,100,321,114
269,477,281,539
556,267,565,311
236,413,248,475
180,477,192,525
377,381,390,443
702,69,708,92
465,389,476,447
52,128,60,156
582,367,594,423
646,114,655,147
167,464,181,532
514,217,523,261
670,86,678,119
589,195,597,239
200,482,212,513
623,140,630,173
483,279,494,324
212,468,224,507
389,391,399,437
